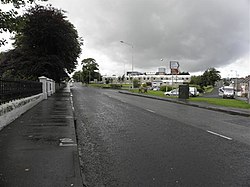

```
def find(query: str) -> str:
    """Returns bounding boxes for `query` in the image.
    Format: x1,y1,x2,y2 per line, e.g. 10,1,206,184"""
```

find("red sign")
170,61,179,74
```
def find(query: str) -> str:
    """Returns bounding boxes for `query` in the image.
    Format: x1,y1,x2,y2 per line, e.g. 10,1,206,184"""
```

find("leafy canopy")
190,67,221,88
0,5,82,82
0,0,47,45
72,58,101,83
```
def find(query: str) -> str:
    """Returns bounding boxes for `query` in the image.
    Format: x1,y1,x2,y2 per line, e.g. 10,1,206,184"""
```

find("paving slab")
0,87,83,187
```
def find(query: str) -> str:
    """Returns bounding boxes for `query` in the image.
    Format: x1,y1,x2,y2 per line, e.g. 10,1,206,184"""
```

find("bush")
160,86,166,92
146,82,152,87
160,86,172,92
110,84,122,89
133,79,140,88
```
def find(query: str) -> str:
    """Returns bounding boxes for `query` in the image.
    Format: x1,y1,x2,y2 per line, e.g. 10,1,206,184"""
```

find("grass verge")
88,84,249,109
189,97,250,109
131,89,250,109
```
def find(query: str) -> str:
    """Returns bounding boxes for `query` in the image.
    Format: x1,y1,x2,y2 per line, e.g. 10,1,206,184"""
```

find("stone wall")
0,76,56,130
0,93,43,130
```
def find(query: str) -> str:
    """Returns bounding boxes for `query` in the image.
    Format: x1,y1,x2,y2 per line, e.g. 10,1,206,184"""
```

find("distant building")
102,74,191,86
102,67,191,86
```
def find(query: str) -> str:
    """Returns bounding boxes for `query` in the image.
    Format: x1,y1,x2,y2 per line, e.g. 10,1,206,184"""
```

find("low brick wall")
0,93,43,130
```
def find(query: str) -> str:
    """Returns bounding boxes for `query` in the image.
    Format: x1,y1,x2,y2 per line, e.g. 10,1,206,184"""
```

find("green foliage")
110,84,122,89
202,68,221,87
190,97,250,109
146,82,152,87
222,78,230,86
130,88,250,109
190,75,203,86
159,85,172,92
1,0,46,8
190,67,221,88
0,0,47,46
0,5,82,82
80,58,100,83
72,58,101,83
133,78,139,88
159,86,166,92
179,72,190,75
72,71,82,82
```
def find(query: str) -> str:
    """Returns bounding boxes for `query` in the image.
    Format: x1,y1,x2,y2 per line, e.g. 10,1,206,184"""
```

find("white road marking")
59,143,77,147
146,109,156,113
206,130,232,140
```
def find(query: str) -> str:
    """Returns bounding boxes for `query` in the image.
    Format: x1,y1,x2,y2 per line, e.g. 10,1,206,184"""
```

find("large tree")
190,67,221,87
202,67,221,87
72,58,101,83
81,58,100,83
0,5,82,82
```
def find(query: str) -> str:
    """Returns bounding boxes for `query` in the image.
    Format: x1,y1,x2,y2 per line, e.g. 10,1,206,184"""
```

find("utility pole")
120,40,134,89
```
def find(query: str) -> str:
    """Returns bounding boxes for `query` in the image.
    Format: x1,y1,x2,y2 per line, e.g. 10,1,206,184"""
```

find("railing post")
39,76,48,100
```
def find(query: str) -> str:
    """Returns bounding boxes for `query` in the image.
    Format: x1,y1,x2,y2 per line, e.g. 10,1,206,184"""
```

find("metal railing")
0,79,42,105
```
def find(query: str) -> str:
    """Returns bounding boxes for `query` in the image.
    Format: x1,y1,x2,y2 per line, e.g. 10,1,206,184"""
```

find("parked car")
164,88,179,96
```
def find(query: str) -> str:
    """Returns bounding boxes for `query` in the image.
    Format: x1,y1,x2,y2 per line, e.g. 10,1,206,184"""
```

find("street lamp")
160,58,169,92
231,70,238,96
120,40,134,89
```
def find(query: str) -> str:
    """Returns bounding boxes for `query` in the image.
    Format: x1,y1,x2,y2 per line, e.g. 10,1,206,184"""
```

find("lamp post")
120,40,134,89
231,70,238,96
160,58,168,92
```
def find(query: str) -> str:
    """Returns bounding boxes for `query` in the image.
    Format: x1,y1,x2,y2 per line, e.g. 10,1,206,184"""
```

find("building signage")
170,61,180,74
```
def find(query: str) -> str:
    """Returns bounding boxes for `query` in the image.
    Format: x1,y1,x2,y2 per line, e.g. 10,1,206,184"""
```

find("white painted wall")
0,93,43,131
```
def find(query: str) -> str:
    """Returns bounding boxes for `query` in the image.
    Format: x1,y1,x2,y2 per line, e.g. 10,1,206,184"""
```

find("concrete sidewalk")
0,87,83,187
119,90,250,117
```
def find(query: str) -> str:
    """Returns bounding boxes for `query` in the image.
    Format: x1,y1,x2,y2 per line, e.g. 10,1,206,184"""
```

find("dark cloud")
43,0,250,75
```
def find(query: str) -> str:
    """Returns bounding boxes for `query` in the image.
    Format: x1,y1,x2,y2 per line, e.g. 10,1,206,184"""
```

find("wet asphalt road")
71,85,250,186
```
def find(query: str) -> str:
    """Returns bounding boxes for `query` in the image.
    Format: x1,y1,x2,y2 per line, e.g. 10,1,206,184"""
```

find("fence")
0,79,42,105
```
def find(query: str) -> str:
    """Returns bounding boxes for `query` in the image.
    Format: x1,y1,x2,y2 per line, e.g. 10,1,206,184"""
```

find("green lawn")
131,89,250,109
189,97,250,109
88,84,250,109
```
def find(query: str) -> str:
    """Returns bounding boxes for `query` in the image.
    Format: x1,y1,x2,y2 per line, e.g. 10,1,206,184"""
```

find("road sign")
170,61,180,74
170,61,179,69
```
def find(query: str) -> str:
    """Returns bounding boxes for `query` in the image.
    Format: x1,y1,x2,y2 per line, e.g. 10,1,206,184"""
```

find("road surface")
71,84,250,186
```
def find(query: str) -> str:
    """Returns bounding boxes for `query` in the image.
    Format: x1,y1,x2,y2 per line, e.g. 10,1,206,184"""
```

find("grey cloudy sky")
1,0,250,77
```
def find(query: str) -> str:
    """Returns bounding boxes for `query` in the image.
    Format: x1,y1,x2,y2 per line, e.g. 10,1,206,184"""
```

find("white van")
189,87,199,97
222,86,235,99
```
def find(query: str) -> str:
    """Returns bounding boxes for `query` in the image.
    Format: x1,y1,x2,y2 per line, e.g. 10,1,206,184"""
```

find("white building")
102,74,191,86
